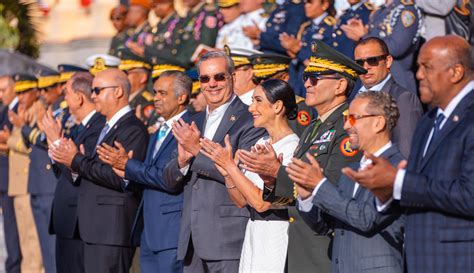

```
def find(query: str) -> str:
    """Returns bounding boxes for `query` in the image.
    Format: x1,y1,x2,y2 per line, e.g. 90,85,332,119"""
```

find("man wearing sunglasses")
292,91,405,273
49,68,149,273
354,37,423,157
164,51,265,273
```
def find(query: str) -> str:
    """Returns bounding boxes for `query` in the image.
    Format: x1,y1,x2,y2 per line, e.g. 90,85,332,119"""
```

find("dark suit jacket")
49,112,105,238
0,103,17,192
71,110,149,246
164,98,266,260
125,111,191,252
380,76,423,158
400,89,474,273
299,145,405,273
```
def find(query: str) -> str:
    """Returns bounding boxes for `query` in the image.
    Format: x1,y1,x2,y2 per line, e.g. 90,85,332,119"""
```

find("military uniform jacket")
126,22,152,53
365,0,422,91
144,12,183,66
271,103,361,273
172,3,223,68
260,0,308,55
109,27,134,57
289,97,316,137
332,1,373,58
0,102,17,192
129,89,155,124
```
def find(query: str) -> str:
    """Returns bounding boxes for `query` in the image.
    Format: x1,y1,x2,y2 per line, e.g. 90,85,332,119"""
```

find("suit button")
289,217,295,223
193,184,198,190
335,258,339,264
46,164,51,170
340,230,344,236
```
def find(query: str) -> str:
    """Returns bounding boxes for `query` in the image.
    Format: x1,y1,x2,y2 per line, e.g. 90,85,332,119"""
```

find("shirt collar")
8,96,18,110
351,0,365,10
238,89,254,106
312,12,328,26
437,80,474,120
206,95,236,117
81,110,97,126
164,110,188,129
318,103,344,123
107,105,132,129
360,74,392,92
361,141,392,165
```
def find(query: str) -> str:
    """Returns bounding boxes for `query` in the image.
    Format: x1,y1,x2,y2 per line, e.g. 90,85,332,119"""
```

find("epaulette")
323,15,337,26
364,1,375,10
60,100,68,109
295,95,305,104
400,0,414,5
142,91,154,102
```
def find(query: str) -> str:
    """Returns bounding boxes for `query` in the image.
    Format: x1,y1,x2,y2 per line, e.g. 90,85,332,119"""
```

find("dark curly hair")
259,79,298,120
356,91,399,131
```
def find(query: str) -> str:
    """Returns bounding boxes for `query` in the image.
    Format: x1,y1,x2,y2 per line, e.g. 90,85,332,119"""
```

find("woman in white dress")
200,79,299,273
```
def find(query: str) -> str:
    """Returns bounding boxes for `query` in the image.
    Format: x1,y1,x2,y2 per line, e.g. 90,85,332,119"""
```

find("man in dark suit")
97,70,192,273
344,35,474,273
291,91,405,273
43,72,105,273
237,41,366,273
50,68,149,273
352,37,423,157
0,75,22,273
163,51,265,273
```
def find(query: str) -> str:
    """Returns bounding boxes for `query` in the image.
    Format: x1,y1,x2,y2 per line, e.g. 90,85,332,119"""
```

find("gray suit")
380,76,423,158
164,98,265,270
298,145,405,273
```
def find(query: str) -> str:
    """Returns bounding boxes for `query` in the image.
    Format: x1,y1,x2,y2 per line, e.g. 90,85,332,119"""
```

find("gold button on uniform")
289,217,295,223
46,164,51,170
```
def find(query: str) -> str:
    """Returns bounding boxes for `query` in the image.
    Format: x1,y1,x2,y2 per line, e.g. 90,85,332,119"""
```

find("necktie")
424,113,445,156
152,123,169,158
307,119,322,142
95,124,110,150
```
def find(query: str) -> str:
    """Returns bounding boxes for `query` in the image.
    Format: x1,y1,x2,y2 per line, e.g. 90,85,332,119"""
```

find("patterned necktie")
424,113,445,156
153,123,169,158
95,124,110,150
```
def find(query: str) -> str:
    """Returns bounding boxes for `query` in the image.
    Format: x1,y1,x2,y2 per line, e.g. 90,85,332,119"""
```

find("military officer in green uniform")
117,48,158,129
125,0,153,57
250,52,316,137
239,40,367,273
170,0,224,69
108,4,134,57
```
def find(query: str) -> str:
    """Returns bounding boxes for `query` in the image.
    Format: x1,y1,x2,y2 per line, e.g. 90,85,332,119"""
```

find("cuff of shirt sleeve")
180,164,190,175
375,197,393,212
312,178,327,197
393,169,406,200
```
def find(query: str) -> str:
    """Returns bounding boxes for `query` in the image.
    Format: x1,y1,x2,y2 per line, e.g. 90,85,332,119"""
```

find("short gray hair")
70,72,94,100
115,74,131,97
196,50,235,75
356,91,399,132
160,70,192,102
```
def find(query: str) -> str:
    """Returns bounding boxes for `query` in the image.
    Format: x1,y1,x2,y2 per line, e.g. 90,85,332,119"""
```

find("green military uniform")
126,22,152,55
268,40,367,273
250,52,316,137
109,27,135,57
170,2,223,69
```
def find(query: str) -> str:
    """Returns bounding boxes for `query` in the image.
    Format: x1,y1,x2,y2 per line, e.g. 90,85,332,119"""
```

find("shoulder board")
364,2,375,10
323,16,337,26
60,100,68,109
400,0,414,6
295,95,305,104
141,91,154,102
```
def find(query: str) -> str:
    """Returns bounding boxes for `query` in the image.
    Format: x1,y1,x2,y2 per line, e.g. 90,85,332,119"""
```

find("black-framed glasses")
343,113,381,126
198,73,230,83
302,73,342,86
91,86,118,95
355,55,388,67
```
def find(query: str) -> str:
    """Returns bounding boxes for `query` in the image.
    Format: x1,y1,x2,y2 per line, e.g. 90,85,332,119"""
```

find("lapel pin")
453,115,459,122
230,115,236,122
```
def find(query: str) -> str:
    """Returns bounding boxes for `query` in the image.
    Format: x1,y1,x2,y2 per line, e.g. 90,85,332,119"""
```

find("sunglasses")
199,73,230,83
111,16,124,21
302,74,342,86
355,55,387,67
343,113,380,126
91,86,118,95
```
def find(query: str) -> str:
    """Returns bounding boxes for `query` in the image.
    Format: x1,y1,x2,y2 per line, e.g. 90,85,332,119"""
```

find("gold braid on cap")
304,57,357,78
253,64,288,78
59,72,75,83
231,56,251,67
192,81,201,94
15,81,38,93
151,64,185,78
38,75,60,88
119,60,152,71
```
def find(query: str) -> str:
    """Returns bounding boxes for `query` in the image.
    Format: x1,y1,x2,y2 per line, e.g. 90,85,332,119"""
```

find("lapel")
419,90,474,170
380,76,394,94
101,111,134,145
211,98,246,143
146,132,158,164
75,112,101,145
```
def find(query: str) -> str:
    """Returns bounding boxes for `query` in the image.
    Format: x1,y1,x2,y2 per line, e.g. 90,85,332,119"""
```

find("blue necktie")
153,123,169,158
95,124,110,150
425,113,445,156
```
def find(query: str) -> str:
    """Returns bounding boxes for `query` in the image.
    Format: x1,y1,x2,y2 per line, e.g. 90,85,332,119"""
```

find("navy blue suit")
125,111,191,273
0,103,21,273
49,112,105,273
260,0,308,56
332,1,373,58
400,88,474,273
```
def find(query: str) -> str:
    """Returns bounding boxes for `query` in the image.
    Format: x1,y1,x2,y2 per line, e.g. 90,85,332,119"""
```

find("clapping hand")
49,138,79,168
200,135,236,177
286,153,325,199
41,108,63,145
238,142,282,186
340,18,368,42
171,118,201,158
97,141,133,178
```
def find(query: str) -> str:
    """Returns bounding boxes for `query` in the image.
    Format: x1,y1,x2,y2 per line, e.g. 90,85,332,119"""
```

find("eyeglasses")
302,74,342,86
91,86,118,95
198,73,230,83
110,16,124,21
355,55,388,67
343,113,380,126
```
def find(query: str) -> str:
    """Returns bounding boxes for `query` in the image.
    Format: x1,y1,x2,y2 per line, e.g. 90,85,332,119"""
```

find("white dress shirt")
104,105,132,135
299,141,393,212
152,110,187,158
390,81,474,206
359,74,392,93
81,110,96,126
8,97,18,110
238,89,254,106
